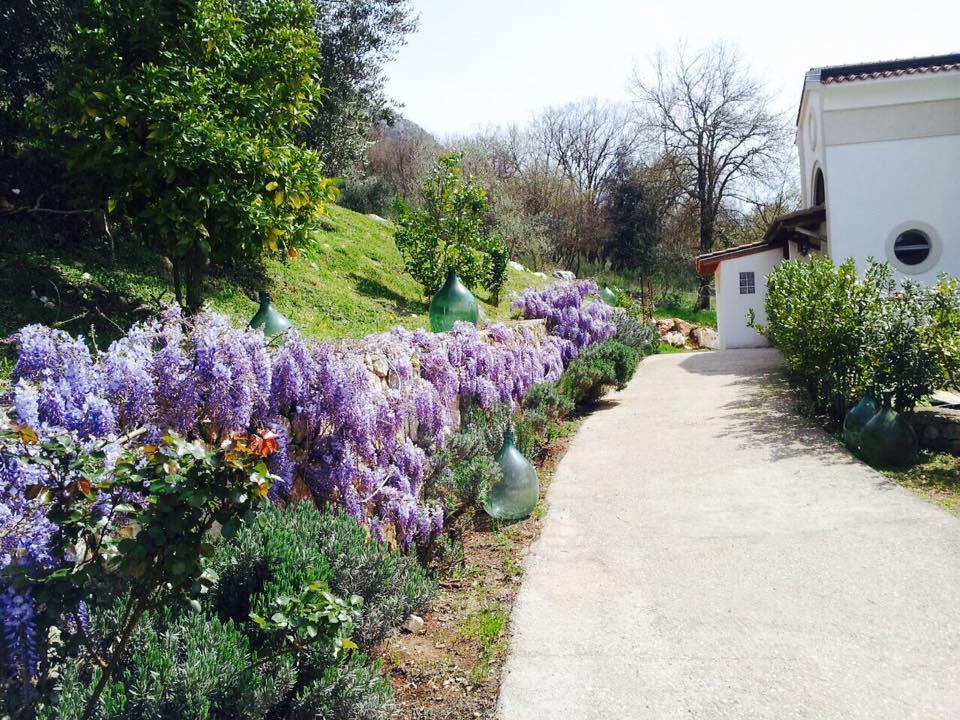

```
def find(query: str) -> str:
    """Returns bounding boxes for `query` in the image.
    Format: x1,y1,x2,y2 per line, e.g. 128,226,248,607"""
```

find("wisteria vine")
0,280,614,686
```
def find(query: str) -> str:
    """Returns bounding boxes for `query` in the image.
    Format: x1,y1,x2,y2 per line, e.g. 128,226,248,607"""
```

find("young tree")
630,44,789,310
42,0,337,312
393,153,507,298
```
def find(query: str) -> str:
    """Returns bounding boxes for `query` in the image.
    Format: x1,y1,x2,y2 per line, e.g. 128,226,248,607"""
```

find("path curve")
497,349,960,719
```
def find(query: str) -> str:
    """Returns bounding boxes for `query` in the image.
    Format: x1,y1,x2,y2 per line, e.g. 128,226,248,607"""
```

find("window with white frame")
739,271,755,295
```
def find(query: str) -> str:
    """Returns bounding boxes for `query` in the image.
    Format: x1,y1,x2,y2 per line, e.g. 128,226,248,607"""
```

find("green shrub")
314,508,436,648
339,175,396,217
44,503,416,719
424,403,511,508
560,341,641,405
393,153,508,297
214,503,434,650
287,651,394,720
44,608,296,720
756,257,960,421
754,256,870,421
515,382,575,458
212,501,334,627
612,309,660,356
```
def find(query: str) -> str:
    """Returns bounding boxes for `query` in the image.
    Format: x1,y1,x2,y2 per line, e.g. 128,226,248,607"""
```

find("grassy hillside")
0,204,548,372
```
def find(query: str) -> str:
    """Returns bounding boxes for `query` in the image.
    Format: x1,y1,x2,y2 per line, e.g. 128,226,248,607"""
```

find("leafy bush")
339,175,397,217
44,607,298,720
285,650,394,720
40,0,336,310
754,257,869,421
41,502,411,719
394,153,508,297
514,381,574,458
756,257,960,421
0,428,279,716
212,501,334,629
560,340,640,405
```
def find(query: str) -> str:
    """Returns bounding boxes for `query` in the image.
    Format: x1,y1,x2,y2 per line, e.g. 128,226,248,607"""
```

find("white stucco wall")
825,134,960,282
715,249,783,350
796,71,960,283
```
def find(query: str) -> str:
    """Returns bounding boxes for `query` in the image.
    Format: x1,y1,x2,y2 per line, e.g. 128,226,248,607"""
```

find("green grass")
656,342,684,354
882,451,960,515
458,605,508,684
0,204,549,371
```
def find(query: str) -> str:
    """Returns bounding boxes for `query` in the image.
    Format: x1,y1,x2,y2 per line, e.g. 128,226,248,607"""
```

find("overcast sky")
384,0,960,138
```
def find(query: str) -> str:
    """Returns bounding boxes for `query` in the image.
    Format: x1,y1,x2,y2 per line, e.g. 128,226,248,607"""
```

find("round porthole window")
885,222,941,274
893,230,931,266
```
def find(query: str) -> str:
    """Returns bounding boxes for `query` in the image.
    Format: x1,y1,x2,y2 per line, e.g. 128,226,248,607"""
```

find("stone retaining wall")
907,406,960,455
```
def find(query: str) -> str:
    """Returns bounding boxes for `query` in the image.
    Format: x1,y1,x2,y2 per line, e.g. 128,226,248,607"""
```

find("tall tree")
604,155,664,305
305,0,418,175
528,98,639,267
630,44,789,309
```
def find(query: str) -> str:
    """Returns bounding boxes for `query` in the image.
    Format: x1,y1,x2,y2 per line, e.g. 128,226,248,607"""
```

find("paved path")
497,349,960,720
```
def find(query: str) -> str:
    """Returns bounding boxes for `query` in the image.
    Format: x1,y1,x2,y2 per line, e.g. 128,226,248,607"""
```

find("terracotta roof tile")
822,62,960,84
814,53,960,85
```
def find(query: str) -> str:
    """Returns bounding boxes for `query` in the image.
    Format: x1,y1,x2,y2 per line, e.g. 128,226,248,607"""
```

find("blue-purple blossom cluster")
512,280,617,361
1,448,54,687
0,281,609,681
3,285,585,547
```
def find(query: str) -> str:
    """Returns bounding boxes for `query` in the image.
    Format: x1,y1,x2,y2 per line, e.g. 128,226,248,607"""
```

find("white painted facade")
705,58,960,349
797,70,960,281
715,249,783,350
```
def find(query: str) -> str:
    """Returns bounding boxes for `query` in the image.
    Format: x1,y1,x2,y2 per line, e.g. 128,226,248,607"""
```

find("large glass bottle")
249,290,292,338
484,430,539,520
858,406,919,467
842,394,880,450
429,269,479,333
600,286,617,306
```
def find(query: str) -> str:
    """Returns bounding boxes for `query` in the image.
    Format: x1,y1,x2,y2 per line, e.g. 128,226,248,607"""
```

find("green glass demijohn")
484,429,539,521
249,290,292,338
429,268,479,333
858,406,919,468
842,394,881,450
599,285,617,306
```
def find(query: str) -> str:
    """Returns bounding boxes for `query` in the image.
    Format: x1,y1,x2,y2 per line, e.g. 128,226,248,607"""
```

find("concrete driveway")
497,349,960,719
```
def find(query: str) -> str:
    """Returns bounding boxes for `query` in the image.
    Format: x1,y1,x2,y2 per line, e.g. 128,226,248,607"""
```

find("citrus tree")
41,0,337,311
394,153,508,298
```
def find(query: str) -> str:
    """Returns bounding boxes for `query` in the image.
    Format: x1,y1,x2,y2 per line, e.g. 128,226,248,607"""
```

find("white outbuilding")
697,52,960,350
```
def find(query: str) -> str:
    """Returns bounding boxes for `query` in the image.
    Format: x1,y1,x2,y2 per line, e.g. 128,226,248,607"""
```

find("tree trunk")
171,258,184,308
183,251,204,314
694,199,715,311
694,276,711,311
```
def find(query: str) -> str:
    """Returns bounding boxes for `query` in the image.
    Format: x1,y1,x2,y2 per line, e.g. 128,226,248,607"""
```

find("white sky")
385,0,960,137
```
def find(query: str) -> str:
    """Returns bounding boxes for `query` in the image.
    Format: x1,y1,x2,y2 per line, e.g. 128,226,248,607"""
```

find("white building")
697,53,960,350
